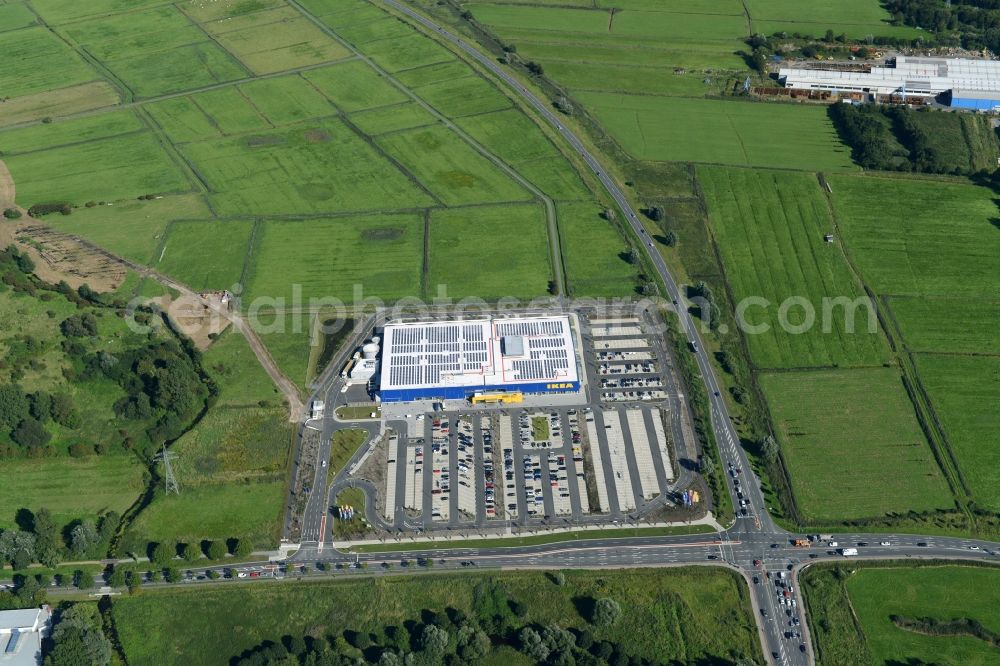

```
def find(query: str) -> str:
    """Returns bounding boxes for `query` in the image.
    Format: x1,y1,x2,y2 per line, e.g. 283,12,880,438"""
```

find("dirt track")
0,160,304,422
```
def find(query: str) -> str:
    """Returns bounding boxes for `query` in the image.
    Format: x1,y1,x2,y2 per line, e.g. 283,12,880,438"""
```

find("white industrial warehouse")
778,56,1000,108
377,315,581,402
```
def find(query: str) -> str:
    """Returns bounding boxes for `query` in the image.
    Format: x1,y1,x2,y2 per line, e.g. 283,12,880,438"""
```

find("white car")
879,541,890,546
237,572,248,578
322,460,327,468
969,545,981,550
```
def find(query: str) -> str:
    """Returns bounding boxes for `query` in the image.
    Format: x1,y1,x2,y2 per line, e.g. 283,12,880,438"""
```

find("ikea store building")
378,315,581,403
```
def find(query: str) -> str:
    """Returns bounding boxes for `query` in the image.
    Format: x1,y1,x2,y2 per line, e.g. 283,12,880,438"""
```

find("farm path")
0,160,14,208
0,159,304,421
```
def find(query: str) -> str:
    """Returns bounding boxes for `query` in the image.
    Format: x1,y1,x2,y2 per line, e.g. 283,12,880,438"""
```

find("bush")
2,208,21,220
592,598,622,626
12,417,51,448
27,203,71,217
68,443,93,458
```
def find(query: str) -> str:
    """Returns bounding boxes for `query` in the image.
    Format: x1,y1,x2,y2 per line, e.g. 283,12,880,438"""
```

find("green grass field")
411,75,512,118
207,12,350,75
347,101,437,135
427,204,551,299
0,27,101,99
157,219,253,291
804,563,1000,666
746,0,923,39
0,3,37,32
557,201,639,297
111,568,761,665
456,108,590,200
128,481,286,547
916,355,1000,512
0,109,144,154
50,194,213,265
831,175,1000,299
576,95,854,170
189,87,271,135
700,166,888,369
377,126,532,205
178,118,435,216
6,131,191,205
889,297,1000,356
0,455,145,530
761,368,953,521
238,74,336,126
202,328,286,408
244,214,425,305
303,60,409,112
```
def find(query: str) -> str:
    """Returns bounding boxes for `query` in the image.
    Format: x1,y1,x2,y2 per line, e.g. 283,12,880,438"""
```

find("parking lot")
341,309,699,536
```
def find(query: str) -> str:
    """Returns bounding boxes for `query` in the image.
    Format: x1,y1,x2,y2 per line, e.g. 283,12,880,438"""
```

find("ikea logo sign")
546,383,574,390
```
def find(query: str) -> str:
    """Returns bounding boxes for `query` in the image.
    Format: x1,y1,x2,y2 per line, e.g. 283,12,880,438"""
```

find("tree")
207,540,227,561
12,417,52,448
12,548,31,571
32,508,61,568
69,518,99,557
519,627,549,662
700,455,715,477
378,652,403,666
47,604,112,666
592,598,622,626
0,384,30,430
541,624,576,663
125,570,142,594
98,512,119,543
526,61,544,75
647,206,663,222
182,542,200,563
234,538,253,558
762,435,779,462
663,230,677,247
164,567,182,583
108,567,126,588
50,393,79,428
2,208,21,220
207,569,220,580
76,570,95,590
0,530,35,567
419,624,449,655
60,313,98,337
151,541,175,566
30,391,52,422
457,627,490,661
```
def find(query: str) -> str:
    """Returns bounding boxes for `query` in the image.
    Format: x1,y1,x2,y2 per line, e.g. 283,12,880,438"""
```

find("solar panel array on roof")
380,316,579,395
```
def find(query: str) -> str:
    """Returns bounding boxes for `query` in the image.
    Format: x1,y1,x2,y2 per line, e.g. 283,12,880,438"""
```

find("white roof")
0,607,50,666
778,56,1000,96
379,315,578,391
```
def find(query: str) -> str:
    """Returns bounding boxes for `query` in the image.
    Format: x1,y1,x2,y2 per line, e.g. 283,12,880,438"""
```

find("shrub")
2,208,21,220
27,203,71,217
12,418,51,448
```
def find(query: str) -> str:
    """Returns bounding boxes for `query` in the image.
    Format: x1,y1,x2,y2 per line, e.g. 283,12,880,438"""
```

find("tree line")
231,578,646,666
